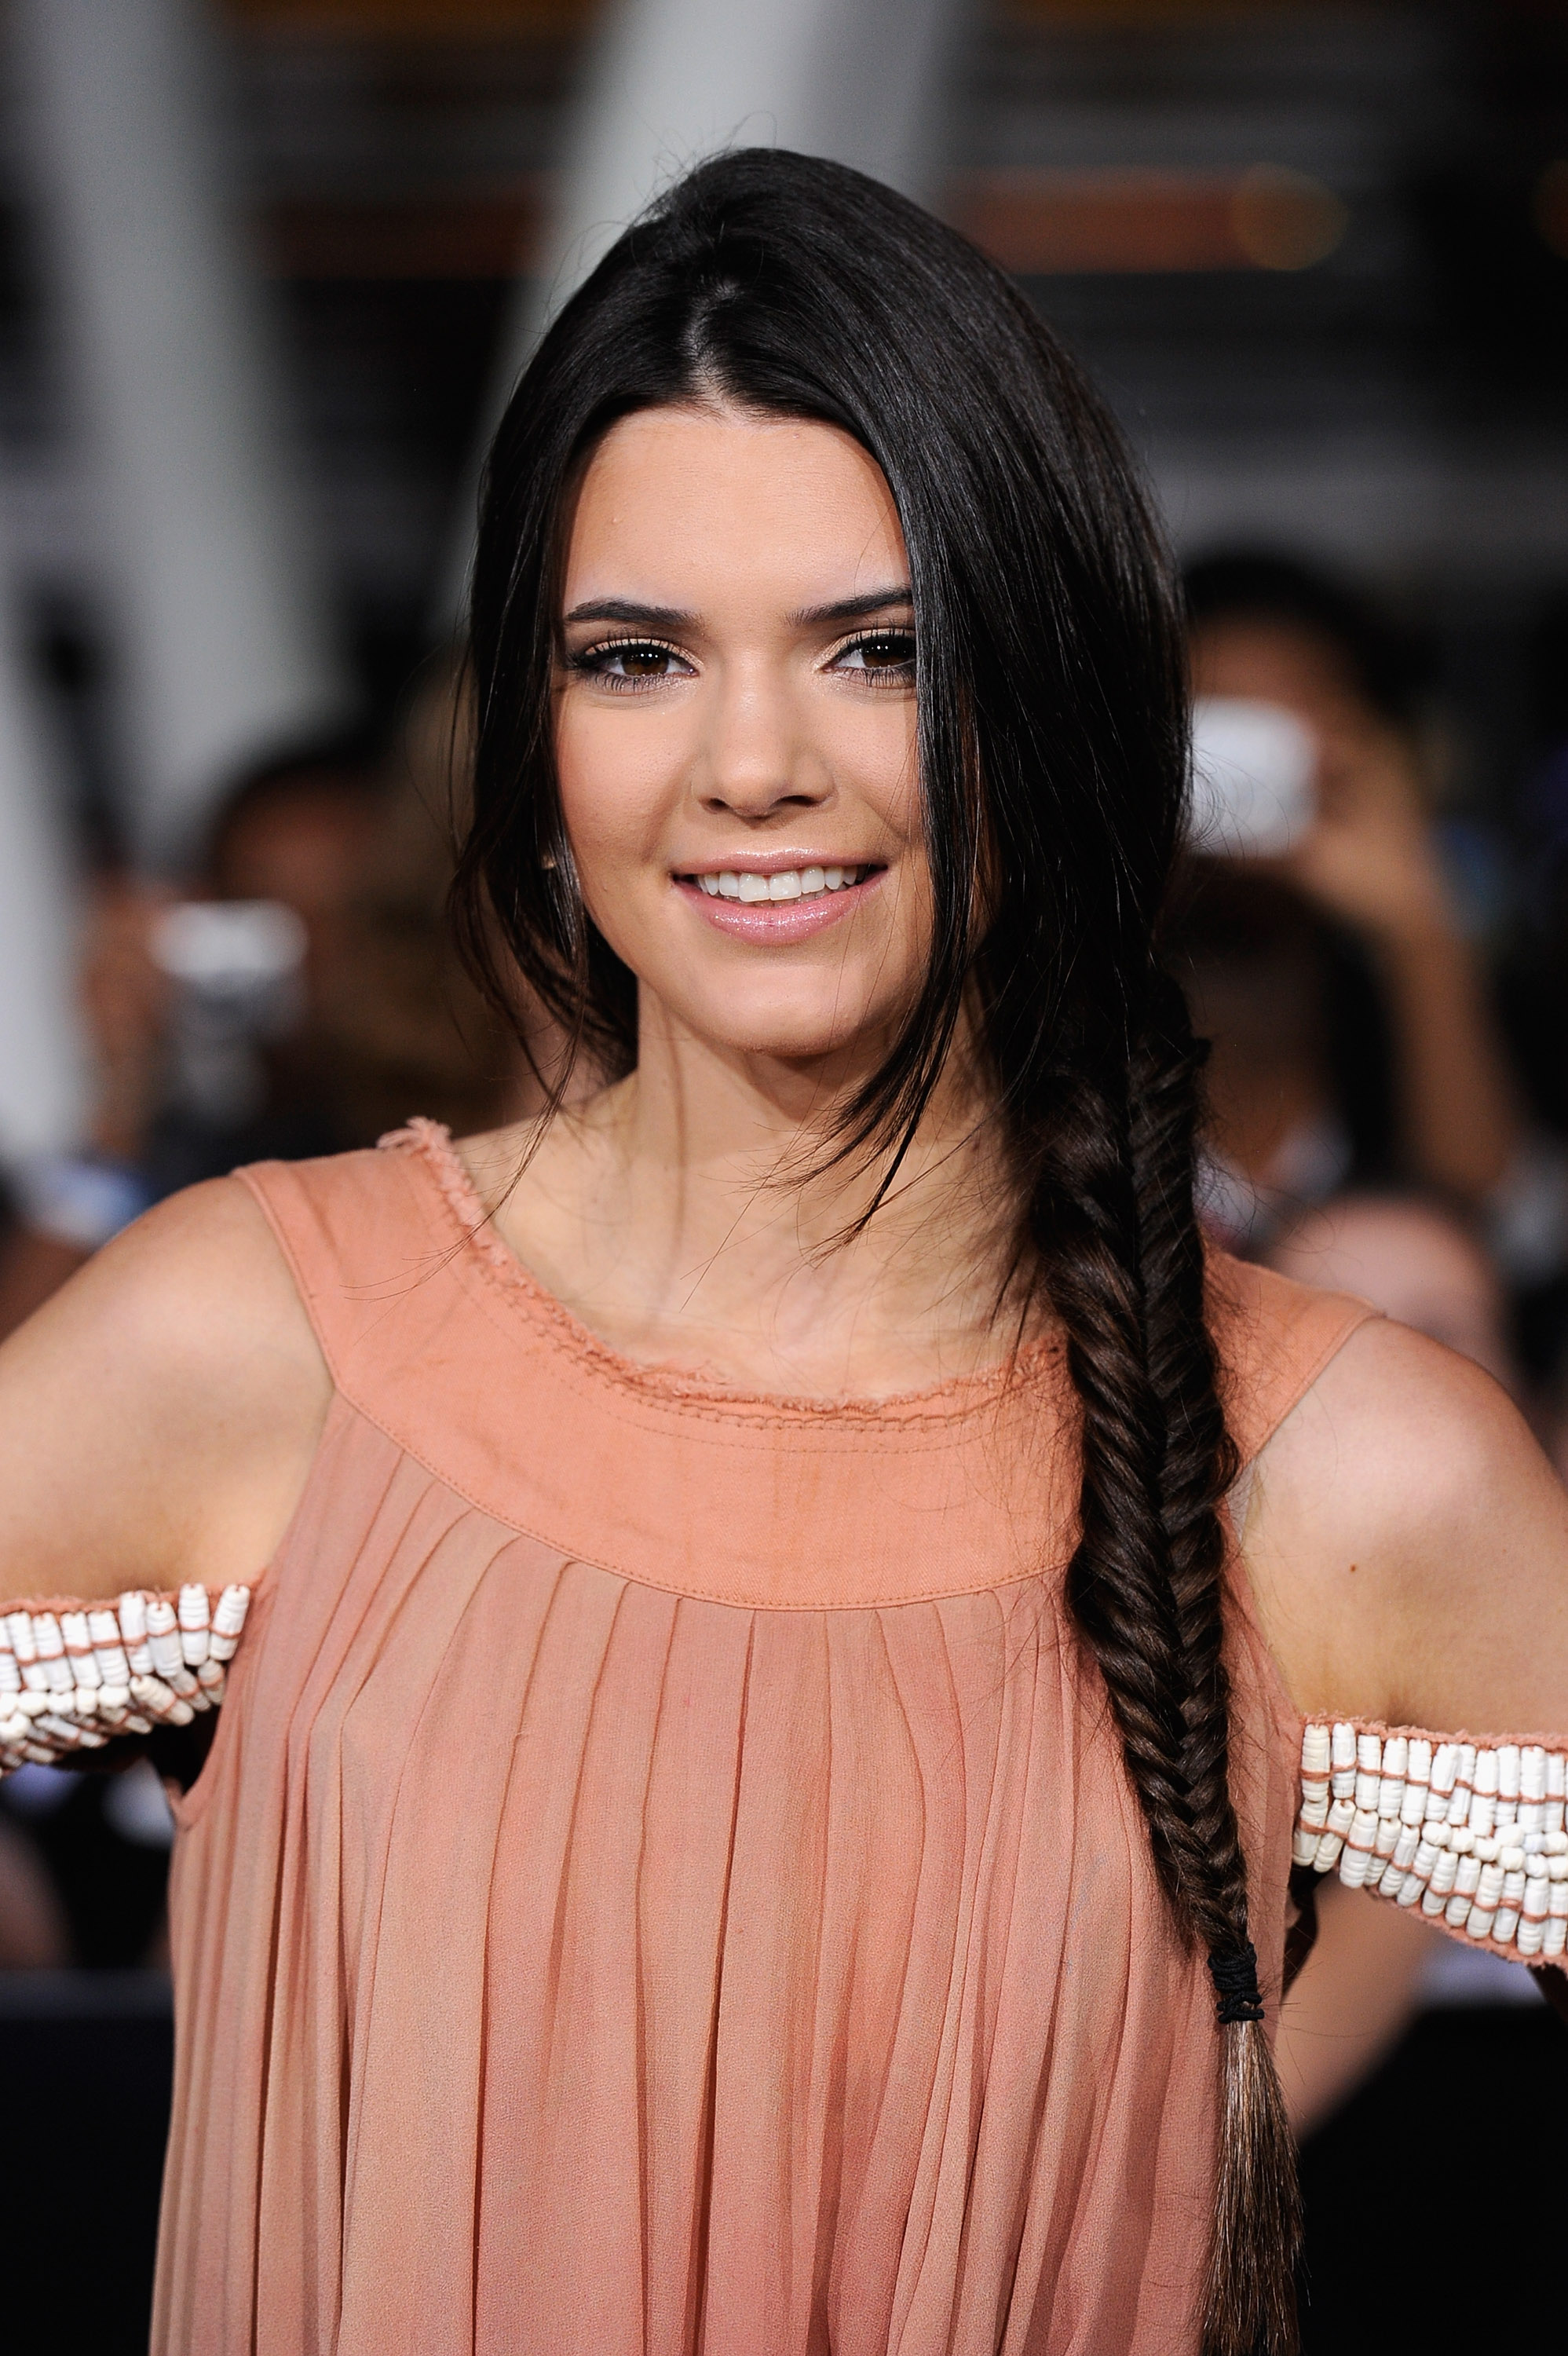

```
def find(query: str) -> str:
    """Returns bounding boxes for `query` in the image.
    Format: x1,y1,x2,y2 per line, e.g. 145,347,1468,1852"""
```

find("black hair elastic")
1207,1942,1265,2025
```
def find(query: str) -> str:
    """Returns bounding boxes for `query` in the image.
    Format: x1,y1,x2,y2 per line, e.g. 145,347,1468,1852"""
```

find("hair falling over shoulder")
455,147,1299,2352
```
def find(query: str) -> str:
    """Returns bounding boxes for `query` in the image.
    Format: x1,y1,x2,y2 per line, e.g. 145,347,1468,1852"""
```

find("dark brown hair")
453,147,1298,2353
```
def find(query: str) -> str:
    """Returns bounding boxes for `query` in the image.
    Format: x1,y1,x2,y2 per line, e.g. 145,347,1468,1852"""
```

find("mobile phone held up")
1189,697,1317,859
149,900,307,1126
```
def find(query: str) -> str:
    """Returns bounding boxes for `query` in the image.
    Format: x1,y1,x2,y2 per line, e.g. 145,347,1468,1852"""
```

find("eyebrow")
790,584,914,627
560,585,915,632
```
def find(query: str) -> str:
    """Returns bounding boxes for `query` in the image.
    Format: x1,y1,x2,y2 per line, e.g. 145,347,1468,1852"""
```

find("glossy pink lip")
674,867,885,942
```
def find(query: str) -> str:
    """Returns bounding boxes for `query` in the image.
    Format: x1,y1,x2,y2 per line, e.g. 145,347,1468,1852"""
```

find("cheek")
554,703,682,890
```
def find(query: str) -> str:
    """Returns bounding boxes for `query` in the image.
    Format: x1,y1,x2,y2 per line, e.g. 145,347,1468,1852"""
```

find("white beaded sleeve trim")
0,1584,251,1771
1295,1721,1568,1963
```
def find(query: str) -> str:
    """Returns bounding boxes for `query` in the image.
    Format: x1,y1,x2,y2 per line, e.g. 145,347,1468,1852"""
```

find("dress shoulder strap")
231,1129,472,1393
1206,1249,1381,1469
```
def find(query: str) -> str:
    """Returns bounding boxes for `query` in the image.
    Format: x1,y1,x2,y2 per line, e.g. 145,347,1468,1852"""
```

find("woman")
0,151,1564,2356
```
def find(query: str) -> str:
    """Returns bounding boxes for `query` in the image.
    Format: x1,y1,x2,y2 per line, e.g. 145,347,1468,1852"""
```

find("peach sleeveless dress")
154,1121,1373,2356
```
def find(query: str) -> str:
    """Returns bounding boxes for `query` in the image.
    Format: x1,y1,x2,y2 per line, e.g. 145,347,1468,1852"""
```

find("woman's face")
554,404,928,1070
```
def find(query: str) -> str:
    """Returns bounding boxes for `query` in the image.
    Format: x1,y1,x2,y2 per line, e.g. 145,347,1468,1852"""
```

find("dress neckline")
382,1116,1063,1431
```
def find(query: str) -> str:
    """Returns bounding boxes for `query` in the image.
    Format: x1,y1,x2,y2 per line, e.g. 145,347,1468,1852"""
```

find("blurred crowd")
0,655,546,1970
5,545,1568,2137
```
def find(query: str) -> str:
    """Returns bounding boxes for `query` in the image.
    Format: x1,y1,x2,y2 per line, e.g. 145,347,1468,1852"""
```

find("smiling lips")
677,862,883,940
693,864,869,902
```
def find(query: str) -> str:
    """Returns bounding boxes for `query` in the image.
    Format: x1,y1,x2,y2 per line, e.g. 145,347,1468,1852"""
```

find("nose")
692,660,832,822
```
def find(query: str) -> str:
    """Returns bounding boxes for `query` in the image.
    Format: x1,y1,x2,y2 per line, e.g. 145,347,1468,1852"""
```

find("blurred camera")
149,900,307,1125
1189,696,1318,859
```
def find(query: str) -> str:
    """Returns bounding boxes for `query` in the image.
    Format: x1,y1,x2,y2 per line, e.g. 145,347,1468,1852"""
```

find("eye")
571,638,694,688
832,628,917,685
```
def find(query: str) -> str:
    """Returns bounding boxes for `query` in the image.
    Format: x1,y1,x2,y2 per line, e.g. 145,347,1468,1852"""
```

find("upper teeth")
696,865,864,902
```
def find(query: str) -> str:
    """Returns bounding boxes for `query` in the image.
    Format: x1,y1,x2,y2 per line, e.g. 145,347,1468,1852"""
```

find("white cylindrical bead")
1402,1836,1444,1903
1498,1743,1521,1805
1300,1790,1329,1832
1469,1749,1498,1838
1340,1809,1380,1889
129,1671,193,1727
1372,1816,1400,1863
60,1612,101,1715
31,1614,74,1699
1314,1827,1347,1872
1377,1734,1408,1820
1545,1915,1568,1959
144,1599,199,1696
1301,1722,1330,1776
1293,1826,1320,1868
1401,1739,1431,1826
1546,1753,1566,1838
1391,1824,1420,1872
1377,1857,1406,1900
177,1583,210,1666
1355,1733,1381,1813
210,1584,250,1653
214,1585,248,1635
117,1592,153,1676
1522,1874,1550,1945
1330,1721,1357,1798
1430,1847,1460,1898
88,1609,131,1707
1448,1744,1478,1827
144,1598,183,1677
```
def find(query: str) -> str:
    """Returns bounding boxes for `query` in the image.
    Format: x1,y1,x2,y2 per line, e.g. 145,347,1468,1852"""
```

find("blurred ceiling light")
1230,166,1348,270
1534,159,1568,259
953,166,1347,275
225,0,604,27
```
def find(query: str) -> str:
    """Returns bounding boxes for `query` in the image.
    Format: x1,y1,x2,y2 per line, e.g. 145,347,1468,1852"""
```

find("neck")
474,1004,1029,1399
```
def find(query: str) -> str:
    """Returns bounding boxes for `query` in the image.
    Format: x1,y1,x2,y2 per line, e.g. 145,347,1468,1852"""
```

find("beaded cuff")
1295,1721,1568,1963
0,1584,251,1770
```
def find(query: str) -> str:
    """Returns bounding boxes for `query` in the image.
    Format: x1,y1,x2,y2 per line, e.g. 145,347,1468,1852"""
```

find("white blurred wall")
0,576,84,1157
14,0,353,867
439,0,967,622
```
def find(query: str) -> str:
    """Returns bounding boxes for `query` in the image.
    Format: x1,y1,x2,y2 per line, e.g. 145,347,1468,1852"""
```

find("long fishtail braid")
1040,990,1300,2356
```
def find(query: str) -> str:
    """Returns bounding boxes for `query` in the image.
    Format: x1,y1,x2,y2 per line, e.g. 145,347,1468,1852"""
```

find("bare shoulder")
1241,1316,1568,1737
0,1177,331,1608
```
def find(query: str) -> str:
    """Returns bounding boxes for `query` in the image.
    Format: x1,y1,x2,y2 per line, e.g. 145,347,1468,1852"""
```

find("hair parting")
455,147,1299,2352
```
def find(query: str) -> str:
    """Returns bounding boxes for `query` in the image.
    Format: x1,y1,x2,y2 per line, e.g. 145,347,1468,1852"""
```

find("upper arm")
0,1177,332,1608
1242,1316,1568,1736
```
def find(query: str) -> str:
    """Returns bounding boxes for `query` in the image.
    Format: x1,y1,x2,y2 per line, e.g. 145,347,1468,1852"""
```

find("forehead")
561,405,907,610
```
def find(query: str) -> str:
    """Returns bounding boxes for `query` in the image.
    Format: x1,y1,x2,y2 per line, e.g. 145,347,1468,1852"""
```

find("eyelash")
565,629,916,693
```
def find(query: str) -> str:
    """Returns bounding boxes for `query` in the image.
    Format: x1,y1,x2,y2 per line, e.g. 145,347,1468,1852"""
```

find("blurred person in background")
0,735,386,1329
1179,554,1523,1253
0,691,540,1968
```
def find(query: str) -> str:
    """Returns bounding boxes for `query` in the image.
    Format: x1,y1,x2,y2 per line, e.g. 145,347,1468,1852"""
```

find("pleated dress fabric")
153,1121,1374,2356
